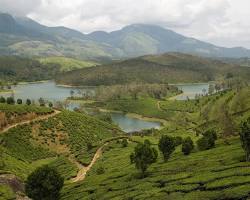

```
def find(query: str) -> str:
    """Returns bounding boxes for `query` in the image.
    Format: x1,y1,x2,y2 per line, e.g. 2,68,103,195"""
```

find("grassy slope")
39,57,98,72
61,136,250,200
0,56,60,82
56,53,250,86
0,110,122,181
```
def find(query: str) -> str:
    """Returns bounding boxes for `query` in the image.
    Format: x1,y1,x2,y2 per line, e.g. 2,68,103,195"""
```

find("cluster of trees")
130,118,250,177
0,96,53,107
95,83,179,101
130,130,218,176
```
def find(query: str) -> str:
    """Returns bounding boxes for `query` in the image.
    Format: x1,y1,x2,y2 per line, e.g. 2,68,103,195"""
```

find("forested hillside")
0,56,60,82
56,53,250,86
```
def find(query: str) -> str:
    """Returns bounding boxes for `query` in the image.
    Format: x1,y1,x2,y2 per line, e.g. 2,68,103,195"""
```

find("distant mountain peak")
0,13,250,59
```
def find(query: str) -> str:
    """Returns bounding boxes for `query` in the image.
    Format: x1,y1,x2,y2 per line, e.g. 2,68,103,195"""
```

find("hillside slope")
56,53,250,86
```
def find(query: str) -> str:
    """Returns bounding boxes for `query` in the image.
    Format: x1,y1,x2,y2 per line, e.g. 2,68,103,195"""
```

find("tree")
215,83,221,93
16,99,22,104
70,90,75,98
173,136,183,147
239,118,250,161
182,137,194,155
158,135,175,161
26,99,31,105
197,130,217,151
6,97,15,105
208,84,215,95
49,102,53,108
130,140,158,177
25,165,64,200
38,97,45,106
121,138,128,147
0,96,5,103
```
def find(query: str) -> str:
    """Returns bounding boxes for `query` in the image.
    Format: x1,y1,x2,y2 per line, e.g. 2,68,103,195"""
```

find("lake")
1,81,209,132
173,83,210,100
1,81,162,132
111,113,161,133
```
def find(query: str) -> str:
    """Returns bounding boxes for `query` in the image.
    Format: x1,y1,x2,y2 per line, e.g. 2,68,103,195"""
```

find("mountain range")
1,12,250,61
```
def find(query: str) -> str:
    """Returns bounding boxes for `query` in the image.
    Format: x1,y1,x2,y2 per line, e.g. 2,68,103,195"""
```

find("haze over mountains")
1,12,250,61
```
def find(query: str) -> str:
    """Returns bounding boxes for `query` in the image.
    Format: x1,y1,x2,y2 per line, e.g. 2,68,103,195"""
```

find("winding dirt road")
0,110,61,134
71,136,129,183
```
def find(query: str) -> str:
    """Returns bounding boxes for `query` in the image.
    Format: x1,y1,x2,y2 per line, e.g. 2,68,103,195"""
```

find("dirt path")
157,101,162,111
71,136,129,183
71,143,108,182
0,110,61,134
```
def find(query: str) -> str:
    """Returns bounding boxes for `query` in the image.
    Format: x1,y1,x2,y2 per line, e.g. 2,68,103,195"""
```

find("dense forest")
56,53,250,86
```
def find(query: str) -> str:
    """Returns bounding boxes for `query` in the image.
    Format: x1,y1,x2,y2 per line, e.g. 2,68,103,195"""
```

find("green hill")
61,136,250,200
0,56,60,82
0,109,122,197
39,57,98,72
56,53,250,86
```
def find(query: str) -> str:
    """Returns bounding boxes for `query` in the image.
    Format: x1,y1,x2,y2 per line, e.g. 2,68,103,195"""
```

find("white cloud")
1,0,250,48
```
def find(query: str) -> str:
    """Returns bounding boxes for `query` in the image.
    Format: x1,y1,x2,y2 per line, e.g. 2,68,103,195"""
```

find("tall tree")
158,135,175,161
239,118,250,162
130,140,158,177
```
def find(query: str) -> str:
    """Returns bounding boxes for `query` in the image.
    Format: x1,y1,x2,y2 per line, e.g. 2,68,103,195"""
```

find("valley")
0,10,250,200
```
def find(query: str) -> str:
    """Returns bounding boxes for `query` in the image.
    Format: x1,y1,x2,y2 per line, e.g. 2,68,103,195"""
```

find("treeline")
94,83,180,101
0,56,60,82
130,117,250,177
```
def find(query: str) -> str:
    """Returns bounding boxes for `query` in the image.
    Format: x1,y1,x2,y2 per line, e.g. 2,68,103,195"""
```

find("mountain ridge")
1,13,250,60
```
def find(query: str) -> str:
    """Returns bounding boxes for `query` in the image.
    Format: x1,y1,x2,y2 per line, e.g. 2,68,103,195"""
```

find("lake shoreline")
98,108,166,128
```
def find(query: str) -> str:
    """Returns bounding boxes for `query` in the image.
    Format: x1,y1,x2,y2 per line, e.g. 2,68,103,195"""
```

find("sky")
0,0,250,48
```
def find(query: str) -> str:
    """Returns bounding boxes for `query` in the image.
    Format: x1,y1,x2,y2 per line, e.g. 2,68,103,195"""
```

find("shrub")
239,118,250,161
182,137,194,155
0,96,5,103
173,136,183,146
131,140,158,177
121,139,128,147
25,165,64,200
26,99,31,105
49,102,53,108
197,130,217,151
96,166,105,175
17,99,22,104
158,135,175,161
6,97,15,105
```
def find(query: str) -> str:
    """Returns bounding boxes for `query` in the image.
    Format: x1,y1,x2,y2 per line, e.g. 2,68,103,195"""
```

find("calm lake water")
111,113,161,133
1,81,209,132
174,83,209,100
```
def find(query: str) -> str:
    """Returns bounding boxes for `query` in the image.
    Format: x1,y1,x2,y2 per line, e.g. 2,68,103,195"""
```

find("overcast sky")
0,0,250,48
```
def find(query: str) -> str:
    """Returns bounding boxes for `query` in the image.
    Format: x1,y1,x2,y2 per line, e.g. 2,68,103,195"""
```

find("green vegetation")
39,57,98,72
56,53,250,86
0,103,53,115
25,165,64,200
182,137,194,155
61,136,250,200
0,56,60,82
158,135,176,161
0,109,122,181
239,117,250,161
197,130,217,151
0,103,54,130
130,140,158,177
